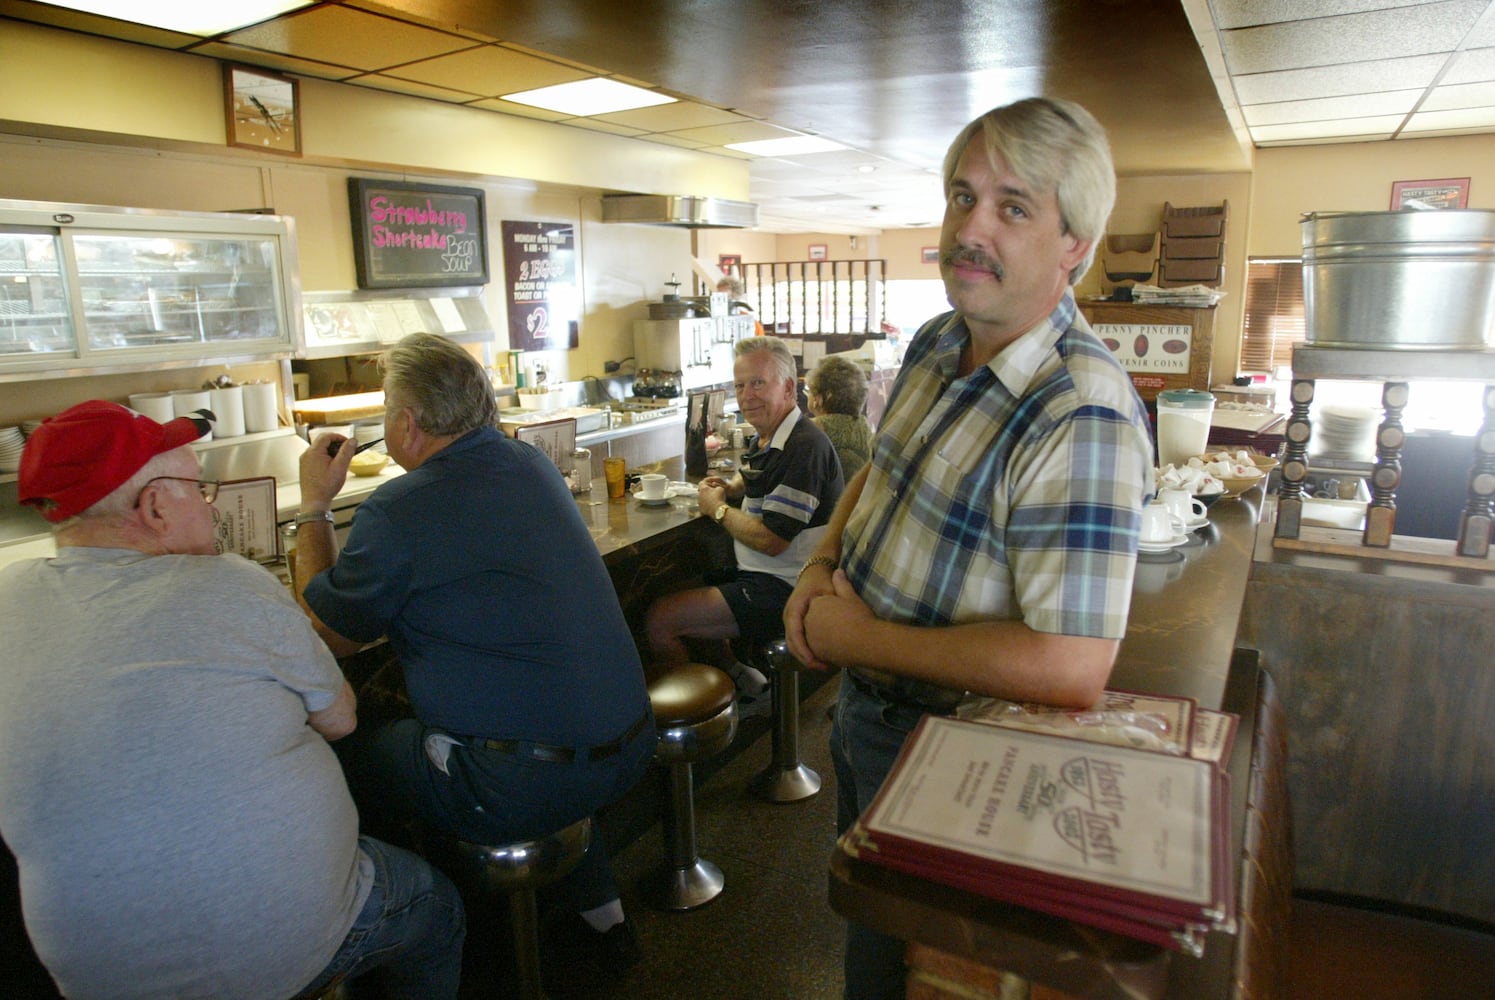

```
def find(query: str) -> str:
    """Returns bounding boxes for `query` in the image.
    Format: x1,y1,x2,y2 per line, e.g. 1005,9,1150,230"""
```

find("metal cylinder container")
1300,209,1495,350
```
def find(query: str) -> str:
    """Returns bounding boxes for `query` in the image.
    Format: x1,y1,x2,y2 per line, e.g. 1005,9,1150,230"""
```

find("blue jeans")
831,675,942,1000
293,836,465,1000
334,715,655,912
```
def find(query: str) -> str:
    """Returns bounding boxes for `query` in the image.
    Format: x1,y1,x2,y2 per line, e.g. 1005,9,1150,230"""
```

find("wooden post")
1362,381,1407,548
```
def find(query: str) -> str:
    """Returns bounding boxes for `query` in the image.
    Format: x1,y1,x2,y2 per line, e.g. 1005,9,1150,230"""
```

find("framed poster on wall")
501,220,579,351
347,178,489,289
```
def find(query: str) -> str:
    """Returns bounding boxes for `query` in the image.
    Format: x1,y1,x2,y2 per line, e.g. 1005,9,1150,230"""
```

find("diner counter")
826,482,1291,1000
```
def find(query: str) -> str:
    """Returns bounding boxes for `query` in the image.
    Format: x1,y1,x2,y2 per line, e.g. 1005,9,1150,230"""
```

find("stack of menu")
840,707,1236,956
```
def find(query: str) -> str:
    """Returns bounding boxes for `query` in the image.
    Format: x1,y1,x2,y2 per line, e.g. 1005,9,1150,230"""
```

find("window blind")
1240,258,1304,373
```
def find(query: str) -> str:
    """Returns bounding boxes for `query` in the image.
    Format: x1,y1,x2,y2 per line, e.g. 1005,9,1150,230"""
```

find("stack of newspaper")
1129,283,1225,307
839,690,1238,956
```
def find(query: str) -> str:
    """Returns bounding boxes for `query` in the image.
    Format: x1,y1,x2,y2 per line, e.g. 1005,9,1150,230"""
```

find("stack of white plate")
0,425,26,473
1311,405,1379,461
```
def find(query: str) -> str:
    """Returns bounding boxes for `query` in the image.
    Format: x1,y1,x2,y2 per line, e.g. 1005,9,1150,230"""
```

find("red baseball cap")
18,400,213,522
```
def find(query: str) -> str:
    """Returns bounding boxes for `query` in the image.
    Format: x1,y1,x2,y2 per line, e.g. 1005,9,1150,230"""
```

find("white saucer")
1183,515,1209,531
1137,533,1188,553
635,494,671,507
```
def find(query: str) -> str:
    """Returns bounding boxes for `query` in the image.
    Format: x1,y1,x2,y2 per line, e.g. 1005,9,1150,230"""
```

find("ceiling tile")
1467,7,1495,46
1442,46,1495,83
1249,116,1406,142
1221,2,1487,75
1420,79,1495,107
468,98,570,121
668,121,806,146
1210,0,1449,31
592,101,750,133
567,118,646,137
1243,90,1423,125
222,5,473,71
382,44,589,96
190,42,361,80
1231,55,1447,104
0,0,199,47
1405,104,1495,129
636,133,712,149
348,74,481,102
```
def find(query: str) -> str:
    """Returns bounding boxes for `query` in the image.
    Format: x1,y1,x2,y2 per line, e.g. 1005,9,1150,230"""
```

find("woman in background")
806,355,873,477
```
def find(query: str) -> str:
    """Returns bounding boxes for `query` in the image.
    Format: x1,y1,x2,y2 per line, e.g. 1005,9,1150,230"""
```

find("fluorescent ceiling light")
726,136,847,156
502,79,676,116
44,0,314,35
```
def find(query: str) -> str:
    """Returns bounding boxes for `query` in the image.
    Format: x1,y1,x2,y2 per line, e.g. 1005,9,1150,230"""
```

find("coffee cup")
1140,503,1180,545
638,473,667,500
1159,488,1207,525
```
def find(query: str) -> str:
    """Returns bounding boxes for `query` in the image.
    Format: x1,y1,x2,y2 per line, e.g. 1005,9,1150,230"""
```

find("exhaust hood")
602,194,758,229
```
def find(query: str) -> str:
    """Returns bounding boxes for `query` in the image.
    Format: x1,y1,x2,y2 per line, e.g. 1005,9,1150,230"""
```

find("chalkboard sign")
348,178,489,289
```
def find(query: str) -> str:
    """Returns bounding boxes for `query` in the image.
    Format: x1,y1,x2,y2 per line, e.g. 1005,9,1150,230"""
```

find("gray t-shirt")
0,547,370,1000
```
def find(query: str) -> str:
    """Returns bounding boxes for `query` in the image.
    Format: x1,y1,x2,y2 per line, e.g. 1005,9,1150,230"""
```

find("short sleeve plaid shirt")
843,292,1153,643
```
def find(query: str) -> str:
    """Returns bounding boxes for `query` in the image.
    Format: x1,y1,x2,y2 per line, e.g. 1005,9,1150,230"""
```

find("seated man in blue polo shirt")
645,336,843,701
293,333,655,984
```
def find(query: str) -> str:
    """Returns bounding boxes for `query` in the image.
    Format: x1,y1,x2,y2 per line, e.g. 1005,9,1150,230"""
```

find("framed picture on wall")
808,244,827,261
718,253,742,276
224,64,301,156
1390,177,1469,211
921,246,939,264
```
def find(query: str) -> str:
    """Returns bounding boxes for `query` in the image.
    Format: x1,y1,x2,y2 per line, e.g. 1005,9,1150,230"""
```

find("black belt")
476,710,652,764
846,668,964,714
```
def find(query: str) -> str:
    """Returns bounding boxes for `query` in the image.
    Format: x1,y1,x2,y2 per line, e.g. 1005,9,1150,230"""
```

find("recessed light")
857,165,877,174
501,79,676,116
44,0,315,35
726,135,847,156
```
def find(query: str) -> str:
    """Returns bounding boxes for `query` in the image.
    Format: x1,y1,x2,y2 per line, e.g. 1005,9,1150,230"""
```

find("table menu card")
841,715,1234,955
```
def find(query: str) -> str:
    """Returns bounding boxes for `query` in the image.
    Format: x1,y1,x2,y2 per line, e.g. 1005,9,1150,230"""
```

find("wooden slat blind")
1240,258,1304,373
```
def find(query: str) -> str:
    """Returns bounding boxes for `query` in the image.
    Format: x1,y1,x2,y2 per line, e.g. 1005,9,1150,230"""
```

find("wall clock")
224,64,301,156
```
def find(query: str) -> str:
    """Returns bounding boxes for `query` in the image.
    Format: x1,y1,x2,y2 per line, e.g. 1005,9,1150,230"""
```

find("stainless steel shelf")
1292,344,1495,381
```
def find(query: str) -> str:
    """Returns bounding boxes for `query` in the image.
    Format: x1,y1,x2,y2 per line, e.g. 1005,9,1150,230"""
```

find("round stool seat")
647,661,736,727
454,816,592,894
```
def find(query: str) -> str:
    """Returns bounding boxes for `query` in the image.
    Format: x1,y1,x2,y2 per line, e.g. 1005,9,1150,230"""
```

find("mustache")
943,247,1003,279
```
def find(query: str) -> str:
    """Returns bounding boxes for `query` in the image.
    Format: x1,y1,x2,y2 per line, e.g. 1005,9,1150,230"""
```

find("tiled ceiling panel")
222,6,473,71
5,0,1495,233
382,44,590,96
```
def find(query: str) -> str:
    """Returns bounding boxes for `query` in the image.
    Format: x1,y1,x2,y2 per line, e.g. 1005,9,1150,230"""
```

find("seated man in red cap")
0,400,465,1000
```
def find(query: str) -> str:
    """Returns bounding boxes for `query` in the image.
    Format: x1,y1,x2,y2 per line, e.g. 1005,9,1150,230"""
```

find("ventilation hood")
601,194,758,229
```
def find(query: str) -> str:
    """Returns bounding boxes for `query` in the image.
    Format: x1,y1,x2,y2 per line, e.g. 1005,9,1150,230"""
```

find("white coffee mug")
1140,503,1180,544
638,473,667,500
1159,488,1207,525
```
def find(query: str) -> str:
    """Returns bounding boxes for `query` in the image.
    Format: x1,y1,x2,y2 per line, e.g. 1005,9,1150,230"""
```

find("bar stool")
748,639,821,803
452,817,593,1000
645,662,738,911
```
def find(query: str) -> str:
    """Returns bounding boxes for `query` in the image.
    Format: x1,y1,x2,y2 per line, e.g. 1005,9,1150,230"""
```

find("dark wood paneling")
1239,557,1495,924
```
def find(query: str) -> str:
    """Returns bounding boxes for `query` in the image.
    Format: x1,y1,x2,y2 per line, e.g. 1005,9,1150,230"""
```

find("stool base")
750,761,822,802
650,857,725,911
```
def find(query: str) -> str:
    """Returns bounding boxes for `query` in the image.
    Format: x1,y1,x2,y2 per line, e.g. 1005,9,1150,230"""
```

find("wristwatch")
293,509,335,526
713,504,729,524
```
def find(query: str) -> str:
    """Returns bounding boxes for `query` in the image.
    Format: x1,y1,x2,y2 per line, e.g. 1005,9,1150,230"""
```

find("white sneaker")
726,660,769,696
737,692,773,720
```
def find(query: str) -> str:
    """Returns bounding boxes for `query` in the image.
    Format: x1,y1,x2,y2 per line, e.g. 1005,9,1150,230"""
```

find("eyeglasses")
134,476,221,507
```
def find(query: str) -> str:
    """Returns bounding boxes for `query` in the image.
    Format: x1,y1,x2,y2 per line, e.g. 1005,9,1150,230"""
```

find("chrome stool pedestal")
454,817,592,1000
646,662,739,910
749,639,822,803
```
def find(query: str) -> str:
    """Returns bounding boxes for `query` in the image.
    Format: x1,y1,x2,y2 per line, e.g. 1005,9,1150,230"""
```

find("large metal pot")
1300,209,1495,350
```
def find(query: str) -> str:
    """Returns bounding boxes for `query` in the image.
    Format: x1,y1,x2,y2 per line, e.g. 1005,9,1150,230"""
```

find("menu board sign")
501,220,579,351
348,178,489,289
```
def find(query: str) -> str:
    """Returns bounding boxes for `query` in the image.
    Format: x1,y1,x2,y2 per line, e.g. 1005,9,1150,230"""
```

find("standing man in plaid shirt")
783,97,1154,1000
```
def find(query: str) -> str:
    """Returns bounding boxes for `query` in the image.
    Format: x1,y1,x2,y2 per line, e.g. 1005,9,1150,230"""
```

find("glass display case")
0,199,301,379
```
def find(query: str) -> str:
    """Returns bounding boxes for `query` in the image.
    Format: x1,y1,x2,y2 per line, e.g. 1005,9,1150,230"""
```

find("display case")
0,199,301,380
